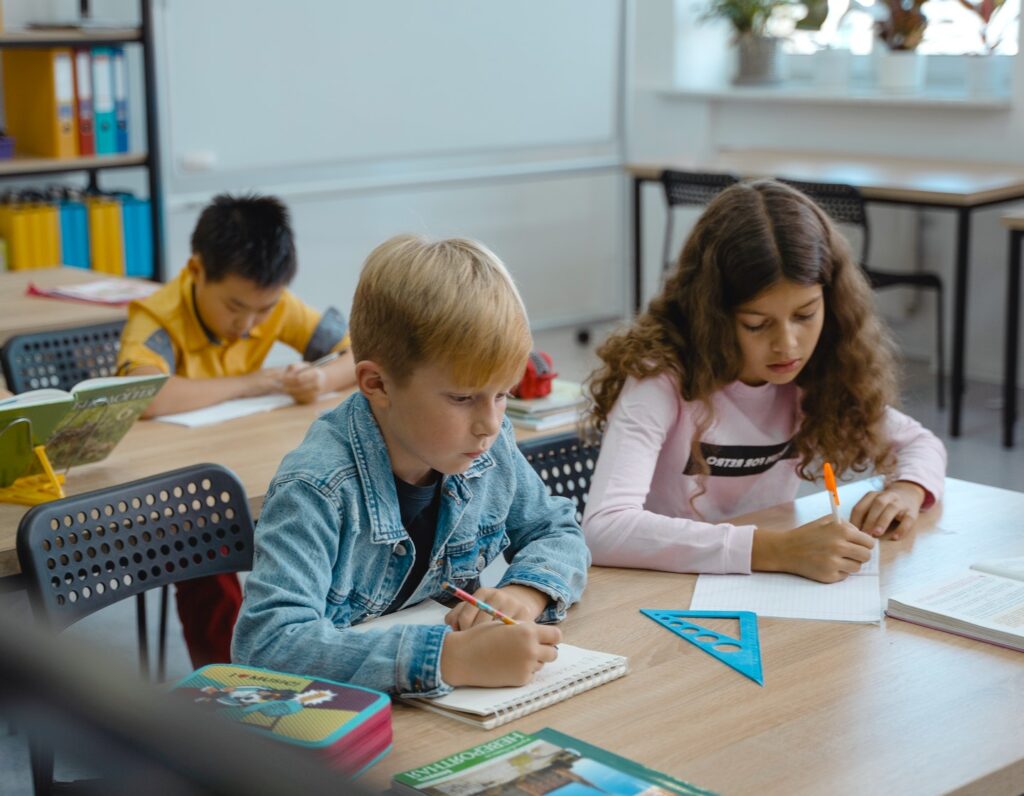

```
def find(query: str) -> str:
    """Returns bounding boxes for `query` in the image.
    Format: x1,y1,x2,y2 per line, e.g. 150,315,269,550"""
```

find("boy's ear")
186,254,204,283
356,360,389,407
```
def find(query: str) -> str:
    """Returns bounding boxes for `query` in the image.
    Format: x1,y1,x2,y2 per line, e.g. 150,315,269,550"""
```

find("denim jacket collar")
346,393,497,547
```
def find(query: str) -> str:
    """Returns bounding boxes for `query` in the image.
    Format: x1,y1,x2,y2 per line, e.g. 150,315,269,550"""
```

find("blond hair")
349,234,532,387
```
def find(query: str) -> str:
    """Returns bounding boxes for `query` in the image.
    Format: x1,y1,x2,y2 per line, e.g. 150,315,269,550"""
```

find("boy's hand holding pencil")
281,351,339,404
441,582,549,630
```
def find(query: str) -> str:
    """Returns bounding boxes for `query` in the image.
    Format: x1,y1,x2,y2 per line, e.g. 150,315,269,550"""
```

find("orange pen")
823,462,841,523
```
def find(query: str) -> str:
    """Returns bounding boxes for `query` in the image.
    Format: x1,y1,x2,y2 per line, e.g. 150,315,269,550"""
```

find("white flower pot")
876,50,925,93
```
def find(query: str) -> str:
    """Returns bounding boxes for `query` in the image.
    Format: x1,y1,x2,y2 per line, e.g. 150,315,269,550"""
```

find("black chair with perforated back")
660,170,741,272
1,319,126,393
779,178,945,408
518,432,601,524
16,462,254,796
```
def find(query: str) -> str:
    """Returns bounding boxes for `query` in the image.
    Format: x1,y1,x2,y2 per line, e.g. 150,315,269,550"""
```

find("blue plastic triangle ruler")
641,609,764,686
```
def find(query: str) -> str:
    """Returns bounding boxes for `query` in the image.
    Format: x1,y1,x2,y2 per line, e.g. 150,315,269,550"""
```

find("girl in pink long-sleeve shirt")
583,180,946,583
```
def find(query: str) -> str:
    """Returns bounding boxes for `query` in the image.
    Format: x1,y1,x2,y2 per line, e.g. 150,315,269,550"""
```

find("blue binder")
91,47,117,155
119,194,153,278
58,200,90,268
112,46,129,153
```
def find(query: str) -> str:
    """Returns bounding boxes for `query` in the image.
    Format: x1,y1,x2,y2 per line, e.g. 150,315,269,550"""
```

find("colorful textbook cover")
392,728,716,796
173,664,392,775
0,374,167,484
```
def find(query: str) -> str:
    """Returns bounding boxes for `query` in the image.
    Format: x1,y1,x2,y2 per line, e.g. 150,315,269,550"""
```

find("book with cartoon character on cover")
172,664,392,776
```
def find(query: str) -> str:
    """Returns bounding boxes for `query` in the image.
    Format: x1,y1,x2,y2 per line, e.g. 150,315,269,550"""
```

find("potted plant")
701,0,796,85
874,0,929,92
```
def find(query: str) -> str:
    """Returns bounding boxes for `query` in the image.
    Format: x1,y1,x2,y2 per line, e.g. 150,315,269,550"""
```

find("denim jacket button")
476,554,486,570
394,543,406,556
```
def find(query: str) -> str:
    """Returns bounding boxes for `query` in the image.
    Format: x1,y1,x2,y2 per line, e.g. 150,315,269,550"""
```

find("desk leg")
950,208,970,437
1004,229,1022,448
633,176,643,315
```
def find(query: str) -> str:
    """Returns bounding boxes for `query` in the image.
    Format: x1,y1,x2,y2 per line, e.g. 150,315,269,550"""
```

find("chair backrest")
777,178,870,263
1,319,127,393
659,170,741,270
518,431,600,524
17,463,254,631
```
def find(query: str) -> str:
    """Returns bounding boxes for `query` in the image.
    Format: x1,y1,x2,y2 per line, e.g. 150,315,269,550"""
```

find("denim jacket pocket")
446,523,509,582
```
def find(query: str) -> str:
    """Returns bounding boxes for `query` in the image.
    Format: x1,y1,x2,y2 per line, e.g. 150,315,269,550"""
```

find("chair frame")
17,462,254,796
1,319,127,394
780,178,946,409
659,170,741,272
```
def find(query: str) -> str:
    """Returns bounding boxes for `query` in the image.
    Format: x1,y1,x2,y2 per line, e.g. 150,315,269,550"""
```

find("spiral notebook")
359,600,628,729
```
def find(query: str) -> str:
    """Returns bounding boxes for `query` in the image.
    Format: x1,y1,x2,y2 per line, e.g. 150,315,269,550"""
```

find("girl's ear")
356,360,390,408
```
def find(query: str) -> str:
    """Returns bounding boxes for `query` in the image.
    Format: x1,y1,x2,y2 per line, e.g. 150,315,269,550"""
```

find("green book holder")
641,609,763,686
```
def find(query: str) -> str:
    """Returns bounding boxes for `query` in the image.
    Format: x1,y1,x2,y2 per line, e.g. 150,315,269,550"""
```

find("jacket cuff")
395,623,454,697
496,570,573,623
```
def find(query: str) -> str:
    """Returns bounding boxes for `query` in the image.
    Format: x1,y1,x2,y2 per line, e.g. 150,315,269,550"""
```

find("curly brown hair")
587,179,900,482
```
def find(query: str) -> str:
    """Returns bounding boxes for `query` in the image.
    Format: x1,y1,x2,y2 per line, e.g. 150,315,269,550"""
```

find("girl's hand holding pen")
752,516,875,584
440,621,562,688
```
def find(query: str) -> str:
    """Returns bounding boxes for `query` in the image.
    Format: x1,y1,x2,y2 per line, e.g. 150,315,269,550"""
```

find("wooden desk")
628,151,1024,440
0,267,144,345
364,477,1024,795
1002,211,1024,448
0,393,562,579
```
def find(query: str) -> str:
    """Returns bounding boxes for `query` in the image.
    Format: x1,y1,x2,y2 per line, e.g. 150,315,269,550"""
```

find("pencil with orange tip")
823,462,841,523
440,581,518,625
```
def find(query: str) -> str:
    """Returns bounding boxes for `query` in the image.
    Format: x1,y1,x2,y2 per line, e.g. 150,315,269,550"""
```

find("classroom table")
628,151,1024,441
363,476,1024,796
1002,210,1024,448
0,392,564,580
0,267,143,345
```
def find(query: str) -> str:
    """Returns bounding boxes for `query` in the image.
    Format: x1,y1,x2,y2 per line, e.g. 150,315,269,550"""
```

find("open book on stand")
885,557,1024,652
0,375,166,501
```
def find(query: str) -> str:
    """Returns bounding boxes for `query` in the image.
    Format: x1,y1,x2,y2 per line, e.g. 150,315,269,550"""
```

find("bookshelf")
0,1,164,280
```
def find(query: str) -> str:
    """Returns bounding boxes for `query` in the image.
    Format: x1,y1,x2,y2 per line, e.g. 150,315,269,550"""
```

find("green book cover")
0,374,167,485
45,374,168,470
392,728,715,796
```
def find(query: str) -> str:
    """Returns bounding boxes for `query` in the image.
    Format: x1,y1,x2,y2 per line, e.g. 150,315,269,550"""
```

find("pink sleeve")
582,375,756,574
883,407,947,509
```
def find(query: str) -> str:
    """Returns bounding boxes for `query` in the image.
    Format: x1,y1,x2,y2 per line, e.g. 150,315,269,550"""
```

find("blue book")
58,200,90,268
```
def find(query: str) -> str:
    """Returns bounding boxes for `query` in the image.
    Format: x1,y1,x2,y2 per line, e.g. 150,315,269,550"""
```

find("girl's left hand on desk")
849,481,925,540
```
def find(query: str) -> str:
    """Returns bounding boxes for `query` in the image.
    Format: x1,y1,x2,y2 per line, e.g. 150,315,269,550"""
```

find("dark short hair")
190,193,297,287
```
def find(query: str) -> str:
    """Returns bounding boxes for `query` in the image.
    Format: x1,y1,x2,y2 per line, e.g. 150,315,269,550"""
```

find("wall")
631,0,1024,385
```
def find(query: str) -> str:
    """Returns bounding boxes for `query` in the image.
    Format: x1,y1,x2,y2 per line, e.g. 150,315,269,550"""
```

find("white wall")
630,0,1024,385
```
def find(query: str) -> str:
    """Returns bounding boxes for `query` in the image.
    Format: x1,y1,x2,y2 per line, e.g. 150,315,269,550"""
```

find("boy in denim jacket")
233,235,589,695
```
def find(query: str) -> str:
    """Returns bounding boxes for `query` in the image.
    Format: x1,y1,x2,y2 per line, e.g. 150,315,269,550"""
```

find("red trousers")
175,573,242,668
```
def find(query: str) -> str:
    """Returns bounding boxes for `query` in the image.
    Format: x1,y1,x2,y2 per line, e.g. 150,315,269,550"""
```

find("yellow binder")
2,48,78,158
0,203,35,270
87,196,125,274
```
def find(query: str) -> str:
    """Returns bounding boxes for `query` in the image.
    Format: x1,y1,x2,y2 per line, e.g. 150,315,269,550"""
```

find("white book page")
891,573,1024,632
690,544,882,622
154,394,296,427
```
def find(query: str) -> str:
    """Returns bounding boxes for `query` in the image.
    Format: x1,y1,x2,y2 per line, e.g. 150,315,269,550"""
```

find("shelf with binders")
0,0,164,280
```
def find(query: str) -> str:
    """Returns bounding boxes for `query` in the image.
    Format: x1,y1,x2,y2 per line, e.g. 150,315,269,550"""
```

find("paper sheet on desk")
154,394,296,427
154,392,344,428
690,544,882,623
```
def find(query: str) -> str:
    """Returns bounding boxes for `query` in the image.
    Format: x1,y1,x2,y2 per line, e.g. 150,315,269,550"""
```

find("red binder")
72,47,95,156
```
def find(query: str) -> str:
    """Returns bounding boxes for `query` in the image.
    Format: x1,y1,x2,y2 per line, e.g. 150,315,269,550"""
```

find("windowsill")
659,83,1011,110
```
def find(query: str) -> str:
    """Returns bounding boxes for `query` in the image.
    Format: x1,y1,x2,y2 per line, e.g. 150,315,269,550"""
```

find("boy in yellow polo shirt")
117,192,356,667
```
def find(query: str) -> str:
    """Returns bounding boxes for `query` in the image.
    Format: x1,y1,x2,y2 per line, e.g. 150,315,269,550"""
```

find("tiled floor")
1,321,1022,792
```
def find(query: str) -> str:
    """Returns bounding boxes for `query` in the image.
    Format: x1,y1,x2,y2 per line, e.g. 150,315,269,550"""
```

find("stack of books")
506,379,587,432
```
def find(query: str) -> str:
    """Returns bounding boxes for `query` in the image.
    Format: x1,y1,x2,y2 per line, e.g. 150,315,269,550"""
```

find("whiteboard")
160,0,621,174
